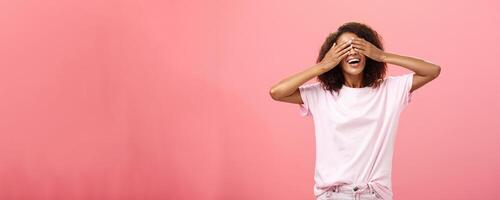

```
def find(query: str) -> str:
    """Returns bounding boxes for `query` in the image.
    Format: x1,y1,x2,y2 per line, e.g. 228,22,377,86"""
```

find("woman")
269,22,441,200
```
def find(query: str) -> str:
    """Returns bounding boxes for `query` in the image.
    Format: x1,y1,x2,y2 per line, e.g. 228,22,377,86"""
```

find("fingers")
351,37,366,44
329,42,336,51
337,44,353,55
334,40,352,53
352,38,374,51
332,45,352,63
353,46,366,56
354,48,366,55
351,44,366,51
340,49,350,59
351,38,365,45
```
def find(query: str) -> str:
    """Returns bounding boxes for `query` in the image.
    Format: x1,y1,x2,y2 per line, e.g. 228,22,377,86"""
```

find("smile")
347,58,360,64
347,58,361,67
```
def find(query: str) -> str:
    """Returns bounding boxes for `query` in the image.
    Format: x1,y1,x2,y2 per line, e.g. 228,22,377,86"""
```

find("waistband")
317,182,377,199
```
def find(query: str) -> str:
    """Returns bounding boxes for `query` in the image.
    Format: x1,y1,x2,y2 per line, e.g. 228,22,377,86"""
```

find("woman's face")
336,32,366,76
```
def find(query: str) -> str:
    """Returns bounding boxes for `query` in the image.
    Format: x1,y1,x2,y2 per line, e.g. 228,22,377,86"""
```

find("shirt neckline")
341,84,371,91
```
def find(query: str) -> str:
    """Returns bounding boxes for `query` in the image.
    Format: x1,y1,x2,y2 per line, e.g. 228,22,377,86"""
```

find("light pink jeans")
315,183,382,200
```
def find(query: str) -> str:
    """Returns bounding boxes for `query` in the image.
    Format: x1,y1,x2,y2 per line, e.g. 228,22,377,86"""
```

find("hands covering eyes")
319,39,353,70
319,37,386,71
350,37,386,62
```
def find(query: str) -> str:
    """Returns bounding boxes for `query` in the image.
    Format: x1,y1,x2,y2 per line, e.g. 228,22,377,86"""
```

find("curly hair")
316,22,387,94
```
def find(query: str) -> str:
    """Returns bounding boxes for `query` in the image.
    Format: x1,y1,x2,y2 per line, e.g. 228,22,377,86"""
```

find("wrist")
315,61,334,73
379,52,388,62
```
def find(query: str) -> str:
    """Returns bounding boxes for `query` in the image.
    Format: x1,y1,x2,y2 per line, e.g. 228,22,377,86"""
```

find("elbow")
269,87,282,101
432,65,441,78
425,64,440,79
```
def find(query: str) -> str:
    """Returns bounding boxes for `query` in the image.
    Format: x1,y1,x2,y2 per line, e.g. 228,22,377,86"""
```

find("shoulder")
299,82,326,102
387,73,414,80
383,73,414,86
299,82,323,93
299,82,322,89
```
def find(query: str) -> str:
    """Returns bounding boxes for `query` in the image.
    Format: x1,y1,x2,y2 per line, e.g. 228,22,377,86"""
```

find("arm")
351,38,441,93
269,62,331,104
269,40,353,103
381,52,441,93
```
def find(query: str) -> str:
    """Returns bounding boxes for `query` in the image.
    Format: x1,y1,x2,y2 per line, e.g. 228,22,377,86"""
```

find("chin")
342,65,365,76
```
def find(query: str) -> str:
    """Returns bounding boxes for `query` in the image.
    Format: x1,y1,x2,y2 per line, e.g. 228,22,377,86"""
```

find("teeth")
348,58,360,64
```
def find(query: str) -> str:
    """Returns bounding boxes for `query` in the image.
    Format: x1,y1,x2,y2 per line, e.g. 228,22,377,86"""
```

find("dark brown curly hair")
316,22,387,94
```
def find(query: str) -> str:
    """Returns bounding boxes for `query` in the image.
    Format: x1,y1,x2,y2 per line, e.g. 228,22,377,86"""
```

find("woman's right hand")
319,39,353,71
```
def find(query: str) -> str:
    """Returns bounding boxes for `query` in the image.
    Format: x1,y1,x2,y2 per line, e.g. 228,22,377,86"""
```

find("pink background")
1,0,499,199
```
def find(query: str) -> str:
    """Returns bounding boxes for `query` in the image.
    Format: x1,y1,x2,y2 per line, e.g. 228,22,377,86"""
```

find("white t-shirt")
299,73,414,200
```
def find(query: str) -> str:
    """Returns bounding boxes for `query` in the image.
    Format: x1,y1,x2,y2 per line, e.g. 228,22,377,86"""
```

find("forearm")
270,62,332,99
381,52,441,77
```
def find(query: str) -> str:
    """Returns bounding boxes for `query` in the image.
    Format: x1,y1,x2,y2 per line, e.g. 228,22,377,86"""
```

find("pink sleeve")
298,82,321,117
389,73,415,107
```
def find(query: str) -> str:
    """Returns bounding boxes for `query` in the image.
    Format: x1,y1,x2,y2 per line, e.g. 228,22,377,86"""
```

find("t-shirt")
298,73,414,200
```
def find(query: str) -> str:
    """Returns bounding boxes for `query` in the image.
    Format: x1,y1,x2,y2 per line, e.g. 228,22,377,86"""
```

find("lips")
347,58,360,64
347,57,361,67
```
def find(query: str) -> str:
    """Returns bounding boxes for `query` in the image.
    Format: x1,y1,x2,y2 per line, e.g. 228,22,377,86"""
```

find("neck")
343,73,364,88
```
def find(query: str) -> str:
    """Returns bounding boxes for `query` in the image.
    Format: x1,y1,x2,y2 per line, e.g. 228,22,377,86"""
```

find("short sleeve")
298,82,322,117
388,72,415,107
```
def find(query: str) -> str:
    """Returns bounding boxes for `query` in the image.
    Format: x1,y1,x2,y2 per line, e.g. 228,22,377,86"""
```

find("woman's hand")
319,40,353,70
351,37,386,62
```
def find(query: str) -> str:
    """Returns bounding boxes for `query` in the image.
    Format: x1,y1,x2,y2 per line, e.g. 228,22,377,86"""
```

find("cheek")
340,62,350,70
358,57,367,67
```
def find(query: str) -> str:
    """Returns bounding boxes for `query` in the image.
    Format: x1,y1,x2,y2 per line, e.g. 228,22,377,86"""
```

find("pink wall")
1,0,499,199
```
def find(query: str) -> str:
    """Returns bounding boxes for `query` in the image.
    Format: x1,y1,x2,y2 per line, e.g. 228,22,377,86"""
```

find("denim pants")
315,183,382,200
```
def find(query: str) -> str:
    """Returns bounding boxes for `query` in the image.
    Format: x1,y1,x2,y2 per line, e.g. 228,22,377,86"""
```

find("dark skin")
268,38,352,102
269,32,441,104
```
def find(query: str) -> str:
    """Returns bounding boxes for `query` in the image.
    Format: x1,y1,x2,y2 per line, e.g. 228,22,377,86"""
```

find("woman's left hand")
351,37,386,62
